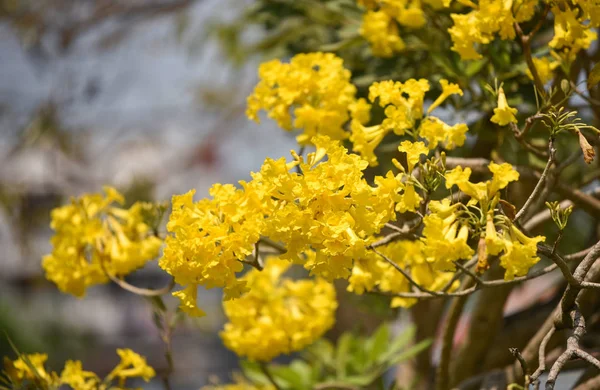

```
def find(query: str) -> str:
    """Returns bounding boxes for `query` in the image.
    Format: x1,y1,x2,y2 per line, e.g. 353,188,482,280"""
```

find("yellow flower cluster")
159,183,266,313
3,349,155,390
257,137,404,280
445,161,546,278
447,0,532,60
357,0,443,57
550,0,599,62
349,239,459,308
246,52,369,144
42,187,163,297
351,78,467,166
161,136,406,315
447,0,598,65
220,257,337,361
485,213,545,279
421,200,474,271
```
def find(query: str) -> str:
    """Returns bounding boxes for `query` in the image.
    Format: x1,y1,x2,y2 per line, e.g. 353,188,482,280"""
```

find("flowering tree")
4,0,600,389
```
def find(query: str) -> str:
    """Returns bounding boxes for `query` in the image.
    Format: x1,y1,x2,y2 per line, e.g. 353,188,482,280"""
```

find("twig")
514,139,556,223
530,327,555,383
515,22,546,98
100,255,175,296
510,347,529,386
545,310,600,389
372,248,442,296
537,243,579,286
260,362,282,390
453,261,484,285
380,262,559,300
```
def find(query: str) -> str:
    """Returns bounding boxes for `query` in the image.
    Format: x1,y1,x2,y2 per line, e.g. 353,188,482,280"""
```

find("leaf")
376,325,415,364
499,199,517,221
367,323,390,364
388,339,433,365
152,311,164,332
269,365,308,390
577,129,596,164
240,360,270,386
146,296,167,313
464,59,488,77
306,339,335,370
587,62,600,90
335,333,354,378
343,370,383,386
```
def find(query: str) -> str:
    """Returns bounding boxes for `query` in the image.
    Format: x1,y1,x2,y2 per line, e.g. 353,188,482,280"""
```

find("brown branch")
436,277,477,390
530,327,556,383
515,22,546,98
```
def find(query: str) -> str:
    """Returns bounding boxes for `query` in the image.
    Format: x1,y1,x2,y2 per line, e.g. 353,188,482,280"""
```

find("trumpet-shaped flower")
491,88,518,126
398,140,429,171
445,162,519,205
427,79,464,114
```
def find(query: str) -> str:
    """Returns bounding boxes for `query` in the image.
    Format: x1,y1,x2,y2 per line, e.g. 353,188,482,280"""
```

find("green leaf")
239,360,270,386
388,339,433,366
464,59,488,77
269,364,310,390
367,323,390,365
343,370,383,386
377,325,415,364
587,62,600,90
288,360,316,388
152,311,164,332
306,339,335,370
335,332,354,378
146,296,167,313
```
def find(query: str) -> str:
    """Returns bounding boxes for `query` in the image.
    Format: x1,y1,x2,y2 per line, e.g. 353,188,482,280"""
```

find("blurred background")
0,0,302,387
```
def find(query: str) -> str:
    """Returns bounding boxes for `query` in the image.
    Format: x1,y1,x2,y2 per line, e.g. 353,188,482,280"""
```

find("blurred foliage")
227,323,430,390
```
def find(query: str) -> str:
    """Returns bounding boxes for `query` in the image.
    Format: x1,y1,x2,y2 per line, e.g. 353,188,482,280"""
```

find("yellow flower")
360,11,406,57
418,117,469,150
357,0,431,57
485,212,505,256
4,353,60,387
427,79,463,114
398,140,429,171
526,57,560,85
350,121,389,166
246,53,359,144
60,360,101,390
395,181,423,213
106,348,156,383
5,349,155,390
172,284,207,318
488,162,520,195
445,166,488,201
500,225,545,280
422,211,474,271
491,87,518,126
43,187,163,297
220,257,337,361
445,162,519,204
